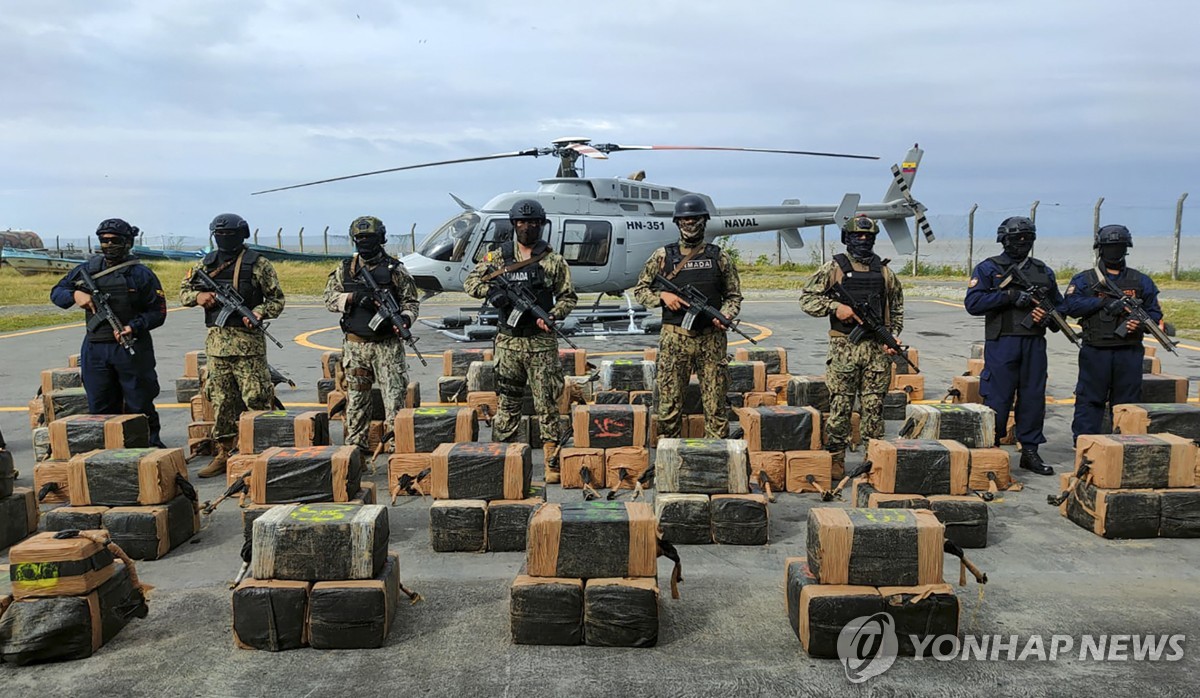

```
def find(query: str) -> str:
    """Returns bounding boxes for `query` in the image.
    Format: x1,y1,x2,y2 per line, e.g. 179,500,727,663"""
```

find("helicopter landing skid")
419,292,657,343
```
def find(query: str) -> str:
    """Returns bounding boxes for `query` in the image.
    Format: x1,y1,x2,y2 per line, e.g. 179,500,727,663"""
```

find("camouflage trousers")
825,335,891,451
342,335,408,451
656,324,729,439
493,333,564,445
206,354,273,441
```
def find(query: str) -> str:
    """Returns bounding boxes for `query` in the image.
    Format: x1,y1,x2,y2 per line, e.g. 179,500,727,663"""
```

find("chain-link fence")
43,226,419,259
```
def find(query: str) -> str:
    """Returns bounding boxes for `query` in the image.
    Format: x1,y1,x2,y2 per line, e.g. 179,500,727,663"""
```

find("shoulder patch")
156,289,165,297
968,277,978,288
1066,284,1076,295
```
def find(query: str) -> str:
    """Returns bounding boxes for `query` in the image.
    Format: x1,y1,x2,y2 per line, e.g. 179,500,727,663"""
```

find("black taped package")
252,503,390,581
786,376,831,413
102,495,199,560
232,579,310,651
511,575,583,646
430,500,487,552
249,446,362,505
583,578,658,648
594,390,631,405
654,493,711,545
710,494,769,545
927,495,989,549
879,584,960,656
309,553,400,650
0,563,147,665
785,557,884,658
487,499,542,553
1159,489,1200,538
42,506,107,533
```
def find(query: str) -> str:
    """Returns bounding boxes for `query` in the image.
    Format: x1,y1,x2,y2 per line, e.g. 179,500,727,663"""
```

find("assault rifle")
76,267,136,355
825,282,917,372
651,274,758,344
1091,262,1178,355
190,268,283,348
996,260,1080,346
488,273,579,350
354,264,428,366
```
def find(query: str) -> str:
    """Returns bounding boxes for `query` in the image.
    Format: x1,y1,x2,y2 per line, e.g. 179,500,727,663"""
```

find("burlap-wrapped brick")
394,407,477,453
654,493,711,545
238,410,331,455
889,348,920,376
430,500,487,552
786,376,830,412
1112,403,1200,443
443,348,493,377
750,451,786,491
968,448,1016,492
388,453,433,498
41,506,106,533
44,388,89,423
1062,476,1160,539
735,406,821,452
431,442,531,501
893,374,925,401
901,403,995,449
511,576,583,646
308,552,401,650
1076,434,1195,489
487,498,544,552
527,501,657,579
710,494,769,545
734,346,788,375
605,447,650,490
727,361,767,394
437,376,468,404
655,438,749,494
34,461,71,504
49,415,150,462
67,448,188,507
865,439,970,496
232,579,311,651
784,451,833,494
9,531,116,599
466,360,497,393
806,507,944,586
40,368,82,395
949,375,982,404
599,359,656,392
559,448,605,490
249,446,362,504
583,578,659,647
0,488,38,550
571,404,648,449
184,350,208,378
786,557,883,658
927,495,988,549
252,503,389,581
966,358,985,376
1140,374,1189,403
102,495,199,561
559,348,588,377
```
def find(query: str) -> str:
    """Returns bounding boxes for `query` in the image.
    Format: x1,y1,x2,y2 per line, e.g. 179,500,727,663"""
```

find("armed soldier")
1063,225,1165,443
180,213,286,477
323,216,420,455
464,200,578,482
964,217,1064,475
799,215,904,478
50,218,168,447
633,194,743,440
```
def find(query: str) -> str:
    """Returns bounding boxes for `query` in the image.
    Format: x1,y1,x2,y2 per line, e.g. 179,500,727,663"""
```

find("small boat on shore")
0,247,87,275
132,245,205,261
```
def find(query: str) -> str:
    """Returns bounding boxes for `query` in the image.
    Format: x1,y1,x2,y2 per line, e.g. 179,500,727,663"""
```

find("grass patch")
1161,300,1200,336
0,312,79,333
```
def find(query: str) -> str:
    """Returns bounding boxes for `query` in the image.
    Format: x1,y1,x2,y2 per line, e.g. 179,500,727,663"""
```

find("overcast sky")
3,0,1198,247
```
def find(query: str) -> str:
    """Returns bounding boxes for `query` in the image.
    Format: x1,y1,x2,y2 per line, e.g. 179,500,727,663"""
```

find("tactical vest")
340,254,400,340
200,249,263,329
82,256,141,344
829,254,886,335
498,240,555,335
661,243,725,328
984,255,1054,340
1080,268,1147,347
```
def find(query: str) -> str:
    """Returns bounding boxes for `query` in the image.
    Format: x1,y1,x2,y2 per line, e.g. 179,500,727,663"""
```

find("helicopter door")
560,219,615,286
458,217,516,286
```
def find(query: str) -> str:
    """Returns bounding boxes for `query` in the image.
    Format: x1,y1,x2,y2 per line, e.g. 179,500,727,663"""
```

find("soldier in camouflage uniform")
323,216,420,455
799,215,905,477
464,199,577,482
633,194,743,440
180,213,286,477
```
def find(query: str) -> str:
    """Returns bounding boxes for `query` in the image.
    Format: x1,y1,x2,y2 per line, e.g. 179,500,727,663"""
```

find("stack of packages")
886,348,924,419
561,404,650,496
436,348,493,404
1056,422,1200,539
786,507,959,658
237,445,373,546
734,346,794,404
851,439,1006,548
226,409,333,486
959,342,1017,441
175,350,207,403
654,438,769,545
233,502,414,651
179,351,218,458
594,358,656,408
34,414,150,509
733,405,832,496
427,442,537,552
511,500,664,647
316,350,342,406
322,351,419,440
29,362,88,458
0,530,149,664
0,428,37,550
387,406,478,504
40,448,198,560
1138,367,1190,404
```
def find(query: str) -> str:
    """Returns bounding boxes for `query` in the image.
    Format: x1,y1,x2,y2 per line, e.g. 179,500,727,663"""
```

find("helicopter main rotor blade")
592,144,879,160
251,150,541,195
566,143,608,159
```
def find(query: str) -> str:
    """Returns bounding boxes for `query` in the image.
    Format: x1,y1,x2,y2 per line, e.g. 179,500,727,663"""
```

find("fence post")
819,225,826,265
967,204,978,273
276,227,283,249
298,227,304,253
1173,193,1188,280
253,228,259,245
56,236,61,253
323,225,329,254
409,223,418,256
1093,197,1105,236
1029,200,1040,223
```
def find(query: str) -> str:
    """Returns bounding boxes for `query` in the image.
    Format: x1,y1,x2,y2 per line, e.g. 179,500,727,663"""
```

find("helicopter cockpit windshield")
416,212,480,262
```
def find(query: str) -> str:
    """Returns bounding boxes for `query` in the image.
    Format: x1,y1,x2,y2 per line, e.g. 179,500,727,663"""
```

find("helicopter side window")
560,220,612,266
473,219,538,263
418,212,479,262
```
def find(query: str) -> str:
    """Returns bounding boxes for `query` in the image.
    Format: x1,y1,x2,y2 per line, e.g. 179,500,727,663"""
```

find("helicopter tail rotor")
885,144,934,246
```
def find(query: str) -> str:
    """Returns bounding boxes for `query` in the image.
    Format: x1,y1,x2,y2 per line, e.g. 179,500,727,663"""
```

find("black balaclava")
100,236,131,264
1099,243,1127,270
1003,236,1034,261
678,217,706,247
846,234,876,261
354,234,385,264
214,233,243,256
516,221,544,247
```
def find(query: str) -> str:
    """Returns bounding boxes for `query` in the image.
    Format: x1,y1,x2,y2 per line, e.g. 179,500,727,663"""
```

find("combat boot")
1019,447,1054,476
829,449,846,481
543,441,561,484
198,437,236,478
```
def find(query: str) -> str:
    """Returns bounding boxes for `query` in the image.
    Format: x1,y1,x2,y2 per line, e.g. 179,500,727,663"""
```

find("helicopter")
253,137,933,339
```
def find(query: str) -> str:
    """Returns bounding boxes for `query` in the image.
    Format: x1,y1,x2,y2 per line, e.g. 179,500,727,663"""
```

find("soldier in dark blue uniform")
964,216,1061,474
1063,224,1163,442
51,218,168,446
